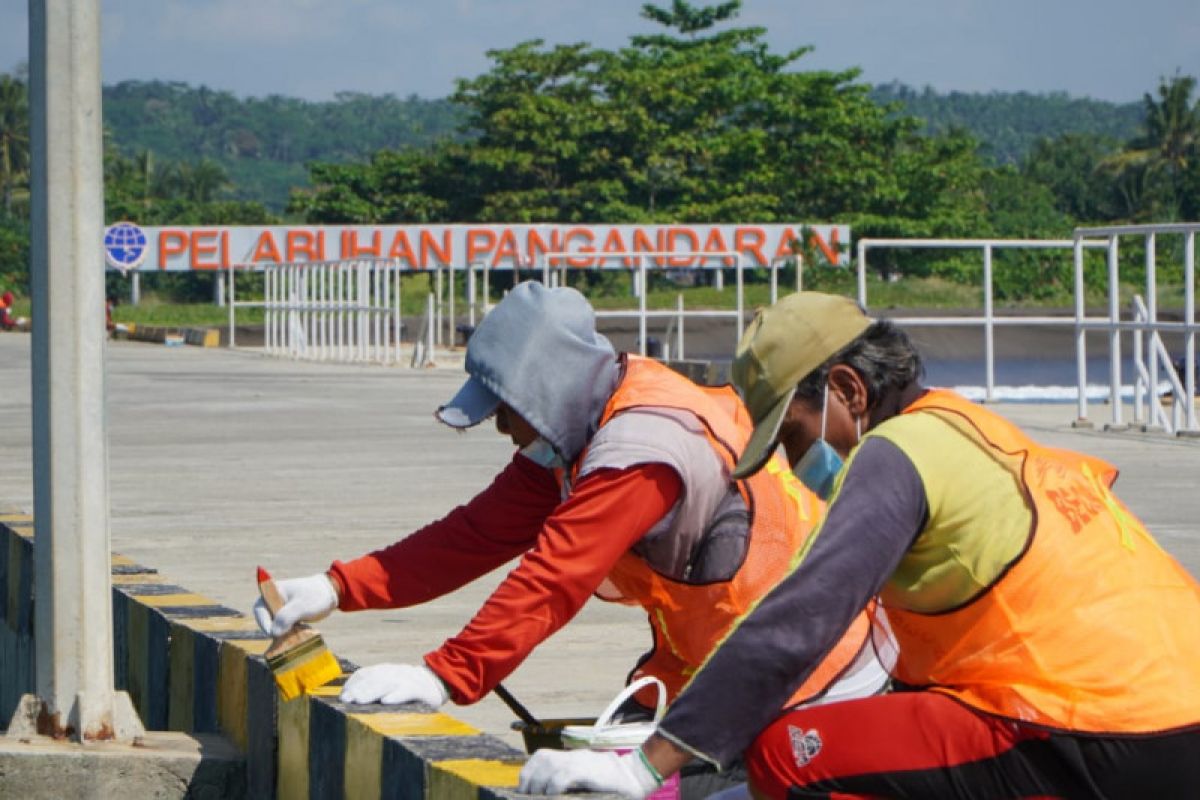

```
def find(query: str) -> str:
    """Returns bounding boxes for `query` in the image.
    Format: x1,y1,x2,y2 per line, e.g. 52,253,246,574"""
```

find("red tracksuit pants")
744,690,1200,799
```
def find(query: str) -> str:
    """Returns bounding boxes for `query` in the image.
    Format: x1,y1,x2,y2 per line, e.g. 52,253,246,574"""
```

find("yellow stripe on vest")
1081,462,1161,554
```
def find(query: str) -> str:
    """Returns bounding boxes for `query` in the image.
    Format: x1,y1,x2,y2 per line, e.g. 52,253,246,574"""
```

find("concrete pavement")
1,332,1197,750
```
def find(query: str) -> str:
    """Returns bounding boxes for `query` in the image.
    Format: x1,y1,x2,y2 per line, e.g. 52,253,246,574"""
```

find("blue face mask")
791,383,859,500
520,437,565,469
792,438,844,501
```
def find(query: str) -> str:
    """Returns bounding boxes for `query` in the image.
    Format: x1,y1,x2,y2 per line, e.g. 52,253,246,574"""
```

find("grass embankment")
5,270,1191,328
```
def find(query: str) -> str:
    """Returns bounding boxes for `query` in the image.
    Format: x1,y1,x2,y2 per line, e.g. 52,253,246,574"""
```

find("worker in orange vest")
522,291,1200,799
257,283,885,797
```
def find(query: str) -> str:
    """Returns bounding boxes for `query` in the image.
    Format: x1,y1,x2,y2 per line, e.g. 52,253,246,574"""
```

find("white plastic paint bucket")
561,677,681,800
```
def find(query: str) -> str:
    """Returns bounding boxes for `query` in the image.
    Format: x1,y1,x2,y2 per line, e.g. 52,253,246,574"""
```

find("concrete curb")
1,509,534,799
122,325,221,348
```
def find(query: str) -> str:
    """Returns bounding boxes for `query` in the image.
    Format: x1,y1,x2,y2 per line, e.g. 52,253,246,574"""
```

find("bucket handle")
592,676,667,732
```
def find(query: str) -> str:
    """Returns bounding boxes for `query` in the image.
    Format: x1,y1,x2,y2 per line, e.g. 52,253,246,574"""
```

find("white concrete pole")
13,0,144,742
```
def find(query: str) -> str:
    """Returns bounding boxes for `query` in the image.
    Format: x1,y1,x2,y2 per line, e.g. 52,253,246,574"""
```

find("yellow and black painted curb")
1,510,530,799
120,324,221,347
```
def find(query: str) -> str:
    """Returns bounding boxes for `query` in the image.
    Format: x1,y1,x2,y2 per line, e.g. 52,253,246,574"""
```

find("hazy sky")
2,1,1198,104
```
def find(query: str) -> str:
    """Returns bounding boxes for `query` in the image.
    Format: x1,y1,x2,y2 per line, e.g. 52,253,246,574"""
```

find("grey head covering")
436,281,619,464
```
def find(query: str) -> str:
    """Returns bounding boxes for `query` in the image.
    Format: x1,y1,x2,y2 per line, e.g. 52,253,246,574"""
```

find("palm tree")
1101,73,1200,220
172,158,229,203
0,73,30,215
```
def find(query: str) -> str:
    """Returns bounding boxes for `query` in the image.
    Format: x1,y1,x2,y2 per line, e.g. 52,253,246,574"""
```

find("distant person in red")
105,296,117,334
0,291,15,331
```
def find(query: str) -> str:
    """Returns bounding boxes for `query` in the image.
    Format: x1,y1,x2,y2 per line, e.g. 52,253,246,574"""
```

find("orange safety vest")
883,389,1200,733
575,356,873,707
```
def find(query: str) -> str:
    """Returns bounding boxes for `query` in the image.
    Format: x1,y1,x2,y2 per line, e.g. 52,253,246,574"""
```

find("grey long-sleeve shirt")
655,436,928,767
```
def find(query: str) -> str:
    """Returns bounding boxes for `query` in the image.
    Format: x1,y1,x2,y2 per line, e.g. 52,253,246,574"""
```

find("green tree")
1021,133,1123,222
1101,73,1200,220
0,71,30,216
872,82,1144,165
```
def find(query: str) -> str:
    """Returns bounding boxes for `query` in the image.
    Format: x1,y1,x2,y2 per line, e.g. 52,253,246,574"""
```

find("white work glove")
518,748,662,798
339,663,450,708
253,572,339,638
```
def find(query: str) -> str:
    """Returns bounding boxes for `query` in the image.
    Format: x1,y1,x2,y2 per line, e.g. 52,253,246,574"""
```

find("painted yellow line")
348,712,479,737
130,592,218,607
6,524,33,539
111,573,168,585
434,758,522,788
223,638,270,656
110,554,138,567
182,617,263,634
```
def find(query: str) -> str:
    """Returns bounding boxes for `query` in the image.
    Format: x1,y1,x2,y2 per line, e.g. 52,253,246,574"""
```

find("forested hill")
101,79,1146,209
871,82,1144,165
102,81,466,209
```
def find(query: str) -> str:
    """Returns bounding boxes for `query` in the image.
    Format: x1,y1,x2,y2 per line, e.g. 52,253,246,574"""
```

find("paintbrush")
257,566,343,701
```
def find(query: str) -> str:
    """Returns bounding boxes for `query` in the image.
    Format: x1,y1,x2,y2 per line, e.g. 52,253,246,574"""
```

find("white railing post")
227,262,236,348
447,264,455,348
1132,296,1146,426
676,293,685,360
265,266,273,354
394,260,403,364
1074,235,1088,424
735,253,745,346
1107,236,1124,427
856,239,868,308
425,291,436,365
483,261,491,316
1146,232,1157,425
1185,231,1197,432
467,262,476,327
638,255,648,356
983,244,995,402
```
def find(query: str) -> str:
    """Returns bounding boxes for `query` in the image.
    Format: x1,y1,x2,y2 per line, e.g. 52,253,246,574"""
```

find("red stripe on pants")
745,691,1048,799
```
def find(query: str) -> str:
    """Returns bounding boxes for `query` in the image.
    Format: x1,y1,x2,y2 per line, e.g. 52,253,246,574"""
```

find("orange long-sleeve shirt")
328,452,681,704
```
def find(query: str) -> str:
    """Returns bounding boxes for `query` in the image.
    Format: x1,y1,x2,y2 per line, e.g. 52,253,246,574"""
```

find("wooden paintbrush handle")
257,566,287,617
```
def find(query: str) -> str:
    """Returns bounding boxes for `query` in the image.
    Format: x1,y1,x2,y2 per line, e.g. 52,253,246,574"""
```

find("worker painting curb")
0,509,535,799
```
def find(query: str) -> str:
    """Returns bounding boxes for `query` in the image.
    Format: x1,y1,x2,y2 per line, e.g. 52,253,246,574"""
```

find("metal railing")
229,258,407,363
856,238,1108,401
537,251,752,356
1072,223,1198,434
1131,295,1190,432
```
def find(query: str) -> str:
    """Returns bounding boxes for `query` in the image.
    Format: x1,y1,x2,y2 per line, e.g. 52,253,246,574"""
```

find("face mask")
791,383,860,500
520,437,565,469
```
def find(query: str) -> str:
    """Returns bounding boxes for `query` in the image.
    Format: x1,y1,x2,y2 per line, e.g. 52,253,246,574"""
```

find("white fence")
856,233,1199,435
855,238,1109,401
1072,223,1198,435
228,231,1199,436
539,251,751,356
229,258,405,363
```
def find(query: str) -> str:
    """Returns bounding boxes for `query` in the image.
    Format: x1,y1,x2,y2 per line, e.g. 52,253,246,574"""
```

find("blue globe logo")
104,221,148,273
